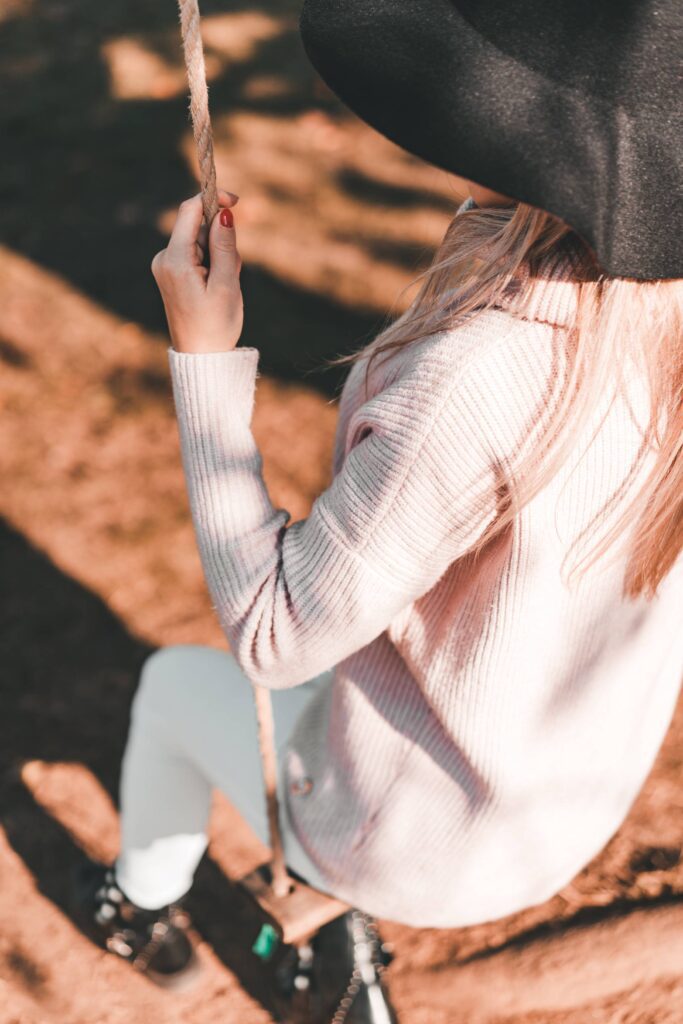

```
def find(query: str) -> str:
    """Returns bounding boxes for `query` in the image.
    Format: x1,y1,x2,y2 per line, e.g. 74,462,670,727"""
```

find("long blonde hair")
324,202,683,601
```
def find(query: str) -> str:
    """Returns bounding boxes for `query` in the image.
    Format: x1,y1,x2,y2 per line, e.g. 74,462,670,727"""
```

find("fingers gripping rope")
176,0,219,226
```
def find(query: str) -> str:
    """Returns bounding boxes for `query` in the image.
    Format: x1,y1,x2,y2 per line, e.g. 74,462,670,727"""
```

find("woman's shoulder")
340,307,556,422
332,307,562,479
352,311,553,436
389,306,558,398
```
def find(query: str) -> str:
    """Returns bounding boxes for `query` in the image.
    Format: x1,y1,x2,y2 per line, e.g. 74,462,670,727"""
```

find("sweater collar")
494,242,587,328
454,197,590,329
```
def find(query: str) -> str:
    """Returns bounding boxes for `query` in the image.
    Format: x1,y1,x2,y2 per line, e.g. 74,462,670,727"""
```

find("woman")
76,1,682,1021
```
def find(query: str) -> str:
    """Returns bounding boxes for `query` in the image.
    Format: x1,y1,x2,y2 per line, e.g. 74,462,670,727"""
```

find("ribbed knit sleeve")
167,340,501,689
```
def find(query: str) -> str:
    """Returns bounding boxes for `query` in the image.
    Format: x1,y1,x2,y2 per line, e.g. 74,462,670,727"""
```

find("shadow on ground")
0,0,439,395
0,516,293,1017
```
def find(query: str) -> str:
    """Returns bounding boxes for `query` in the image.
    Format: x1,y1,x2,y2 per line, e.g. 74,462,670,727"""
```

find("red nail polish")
220,207,234,228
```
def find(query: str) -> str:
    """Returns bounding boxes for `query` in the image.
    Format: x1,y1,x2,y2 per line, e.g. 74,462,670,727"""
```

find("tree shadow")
334,166,459,214
242,262,387,397
0,515,291,1017
0,0,448,395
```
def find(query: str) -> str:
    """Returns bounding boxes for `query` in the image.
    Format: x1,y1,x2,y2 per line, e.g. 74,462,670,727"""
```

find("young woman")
76,1,682,1021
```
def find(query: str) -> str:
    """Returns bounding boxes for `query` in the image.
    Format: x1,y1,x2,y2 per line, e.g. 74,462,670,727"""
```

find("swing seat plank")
240,862,349,945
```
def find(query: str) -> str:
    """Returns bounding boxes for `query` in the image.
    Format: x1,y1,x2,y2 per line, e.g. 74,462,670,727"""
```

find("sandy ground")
1,1,683,1021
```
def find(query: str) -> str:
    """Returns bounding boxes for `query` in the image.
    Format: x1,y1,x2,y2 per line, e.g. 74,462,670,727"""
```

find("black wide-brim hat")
299,0,681,280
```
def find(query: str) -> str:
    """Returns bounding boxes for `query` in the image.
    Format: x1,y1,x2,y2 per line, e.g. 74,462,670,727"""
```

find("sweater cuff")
167,345,260,423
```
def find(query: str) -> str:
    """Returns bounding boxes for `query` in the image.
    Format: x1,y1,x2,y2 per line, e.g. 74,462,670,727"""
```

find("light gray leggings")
115,644,332,910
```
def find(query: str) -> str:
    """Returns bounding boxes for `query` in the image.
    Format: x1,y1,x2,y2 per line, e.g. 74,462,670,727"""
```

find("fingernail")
220,207,234,228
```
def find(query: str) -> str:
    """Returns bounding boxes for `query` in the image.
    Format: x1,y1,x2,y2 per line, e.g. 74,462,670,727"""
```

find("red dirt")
1,2,682,1021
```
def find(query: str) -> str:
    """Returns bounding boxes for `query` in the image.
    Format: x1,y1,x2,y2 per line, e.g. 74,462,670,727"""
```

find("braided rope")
253,685,294,898
177,0,219,226
176,0,291,902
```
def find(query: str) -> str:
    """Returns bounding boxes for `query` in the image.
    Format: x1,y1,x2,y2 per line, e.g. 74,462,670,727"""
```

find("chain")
130,904,190,974
130,920,170,973
100,874,190,977
330,965,364,1024
328,912,387,1024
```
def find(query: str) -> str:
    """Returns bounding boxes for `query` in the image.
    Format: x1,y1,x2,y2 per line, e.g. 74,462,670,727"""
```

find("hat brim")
299,0,681,280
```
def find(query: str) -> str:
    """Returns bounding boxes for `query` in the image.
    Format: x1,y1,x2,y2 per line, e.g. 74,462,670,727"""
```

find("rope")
253,687,293,898
176,0,219,226
176,0,291,900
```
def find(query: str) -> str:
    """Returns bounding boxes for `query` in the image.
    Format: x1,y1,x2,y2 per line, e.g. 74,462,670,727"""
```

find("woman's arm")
168,341,502,689
153,191,503,689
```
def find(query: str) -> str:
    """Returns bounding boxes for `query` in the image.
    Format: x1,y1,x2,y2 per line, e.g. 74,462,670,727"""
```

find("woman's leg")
115,643,330,910
109,644,399,1020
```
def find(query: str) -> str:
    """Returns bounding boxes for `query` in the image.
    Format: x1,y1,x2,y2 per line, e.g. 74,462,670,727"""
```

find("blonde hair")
324,202,683,601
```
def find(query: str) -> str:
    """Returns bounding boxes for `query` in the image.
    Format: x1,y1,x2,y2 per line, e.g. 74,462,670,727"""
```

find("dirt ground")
1,2,683,1021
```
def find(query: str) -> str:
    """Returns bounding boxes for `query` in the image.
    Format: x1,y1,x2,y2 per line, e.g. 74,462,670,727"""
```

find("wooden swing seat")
240,862,349,945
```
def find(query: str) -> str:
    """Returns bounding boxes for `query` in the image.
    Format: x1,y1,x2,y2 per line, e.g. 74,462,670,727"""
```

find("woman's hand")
151,188,243,354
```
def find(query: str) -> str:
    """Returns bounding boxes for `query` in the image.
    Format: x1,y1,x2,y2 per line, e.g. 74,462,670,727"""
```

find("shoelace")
94,869,189,973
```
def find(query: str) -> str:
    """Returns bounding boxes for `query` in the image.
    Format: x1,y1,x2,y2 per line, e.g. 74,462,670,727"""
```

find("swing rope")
176,0,292,901
176,0,219,227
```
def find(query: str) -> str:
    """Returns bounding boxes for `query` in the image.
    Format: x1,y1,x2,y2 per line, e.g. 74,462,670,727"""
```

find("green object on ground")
252,923,279,960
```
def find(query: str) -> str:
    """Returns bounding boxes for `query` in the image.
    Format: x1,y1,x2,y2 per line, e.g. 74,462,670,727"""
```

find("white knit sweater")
167,237,683,928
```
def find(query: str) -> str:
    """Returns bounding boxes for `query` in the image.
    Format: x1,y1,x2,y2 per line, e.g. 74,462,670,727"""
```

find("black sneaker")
273,909,398,1024
72,860,200,990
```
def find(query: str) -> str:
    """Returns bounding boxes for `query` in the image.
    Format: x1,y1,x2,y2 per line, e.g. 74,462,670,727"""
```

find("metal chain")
130,920,171,974
98,868,190,976
330,965,364,1024
328,912,387,1024
131,904,190,974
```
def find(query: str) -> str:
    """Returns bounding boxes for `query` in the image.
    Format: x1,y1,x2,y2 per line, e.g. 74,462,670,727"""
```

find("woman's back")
282,245,683,928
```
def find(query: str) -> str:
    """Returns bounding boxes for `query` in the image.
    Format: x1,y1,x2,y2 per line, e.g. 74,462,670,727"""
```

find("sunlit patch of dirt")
101,11,287,102
1,0,683,1020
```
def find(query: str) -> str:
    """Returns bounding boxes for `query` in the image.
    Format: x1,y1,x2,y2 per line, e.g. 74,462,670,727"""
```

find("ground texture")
1,2,683,1021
